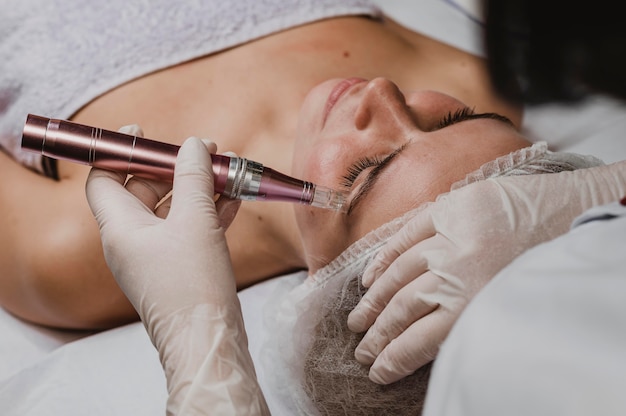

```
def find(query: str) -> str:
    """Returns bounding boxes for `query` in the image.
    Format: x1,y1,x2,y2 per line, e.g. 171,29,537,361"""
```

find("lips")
322,77,367,125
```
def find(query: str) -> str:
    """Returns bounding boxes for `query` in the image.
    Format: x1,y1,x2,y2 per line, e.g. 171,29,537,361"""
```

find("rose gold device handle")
21,114,346,210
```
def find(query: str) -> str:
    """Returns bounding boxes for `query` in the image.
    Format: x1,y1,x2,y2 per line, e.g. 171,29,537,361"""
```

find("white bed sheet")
3,1,626,414
0,272,305,416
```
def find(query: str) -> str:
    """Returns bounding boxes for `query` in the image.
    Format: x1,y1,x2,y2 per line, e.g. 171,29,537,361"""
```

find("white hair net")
260,142,603,415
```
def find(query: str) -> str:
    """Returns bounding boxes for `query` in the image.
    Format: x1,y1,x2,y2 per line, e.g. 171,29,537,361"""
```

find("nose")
354,78,409,130
354,78,468,132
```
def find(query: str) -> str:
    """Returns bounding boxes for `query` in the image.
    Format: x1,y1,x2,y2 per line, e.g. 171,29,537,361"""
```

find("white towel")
0,0,380,174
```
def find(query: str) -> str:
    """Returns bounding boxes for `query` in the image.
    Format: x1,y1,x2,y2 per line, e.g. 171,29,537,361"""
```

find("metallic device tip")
310,186,348,212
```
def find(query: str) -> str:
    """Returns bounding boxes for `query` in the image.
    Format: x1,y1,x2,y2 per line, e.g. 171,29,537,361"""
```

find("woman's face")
293,77,531,272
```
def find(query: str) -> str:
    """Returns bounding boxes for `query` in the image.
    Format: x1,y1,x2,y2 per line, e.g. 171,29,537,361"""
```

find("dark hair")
484,0,626,104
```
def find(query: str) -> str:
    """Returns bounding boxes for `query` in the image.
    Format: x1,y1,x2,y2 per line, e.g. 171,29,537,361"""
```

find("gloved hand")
86,127,269,415
347,161,626,385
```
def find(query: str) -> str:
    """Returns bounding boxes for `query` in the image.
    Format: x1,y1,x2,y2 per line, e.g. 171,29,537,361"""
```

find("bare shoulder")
0,150,136,329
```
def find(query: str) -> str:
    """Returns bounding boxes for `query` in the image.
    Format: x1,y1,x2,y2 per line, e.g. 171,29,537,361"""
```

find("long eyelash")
340,156,382,188
435,107,475,130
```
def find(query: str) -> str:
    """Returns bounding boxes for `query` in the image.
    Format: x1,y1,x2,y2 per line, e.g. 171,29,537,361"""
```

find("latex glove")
347,161,626,385
86,130,269,415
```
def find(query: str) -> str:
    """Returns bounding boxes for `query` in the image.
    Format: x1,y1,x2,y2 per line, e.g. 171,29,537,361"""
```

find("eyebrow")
465,112,514,126
347,143,409,215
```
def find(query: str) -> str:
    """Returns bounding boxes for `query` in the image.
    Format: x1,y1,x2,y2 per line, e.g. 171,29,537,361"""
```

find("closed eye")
340,145,408,215
434,107,514,130
340,156,383,188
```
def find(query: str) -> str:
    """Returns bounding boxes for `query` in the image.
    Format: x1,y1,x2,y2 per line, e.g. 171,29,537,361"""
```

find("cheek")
293,111,321,179
295,206,350,272
292,145,325,185
293,139,352,189
291,143,309,180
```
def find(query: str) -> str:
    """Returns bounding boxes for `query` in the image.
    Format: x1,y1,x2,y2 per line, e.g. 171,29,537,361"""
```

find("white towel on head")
0,0,381,174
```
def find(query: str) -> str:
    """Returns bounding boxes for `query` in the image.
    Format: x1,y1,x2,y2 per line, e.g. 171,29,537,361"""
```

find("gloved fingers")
86,167,154,232
117,123,144,137
168,138,219,226
91,124,170,218
361,205,436,287
154,192,173,219
354,271,441,365
348,245,429,332
123,175,174,213
367,308,453,385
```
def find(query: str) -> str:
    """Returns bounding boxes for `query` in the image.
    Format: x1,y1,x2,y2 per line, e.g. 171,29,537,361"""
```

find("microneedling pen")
21,114,346,211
